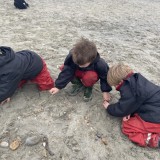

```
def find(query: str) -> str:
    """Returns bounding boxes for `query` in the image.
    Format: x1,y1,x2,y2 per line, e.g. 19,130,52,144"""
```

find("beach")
0,0,160,159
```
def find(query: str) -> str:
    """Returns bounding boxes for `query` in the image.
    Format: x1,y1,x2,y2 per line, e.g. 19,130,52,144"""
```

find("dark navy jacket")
55,51,112,92
107,73,160,123
0,46,43,102
14,0,29,9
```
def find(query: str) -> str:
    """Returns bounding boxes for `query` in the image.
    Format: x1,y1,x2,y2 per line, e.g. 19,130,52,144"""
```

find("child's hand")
123,115,131,121
0,98,10,105
103,100,109,109
49,87,60,95
103,92,111,102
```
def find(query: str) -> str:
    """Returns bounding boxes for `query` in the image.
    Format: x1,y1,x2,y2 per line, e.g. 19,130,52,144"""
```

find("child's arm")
55,65,75,89
103,99,135,121
107,95,138,117
53,52,76,90
95,59,112,104
103,92,110,102
95,59,112,93
103,100,109,109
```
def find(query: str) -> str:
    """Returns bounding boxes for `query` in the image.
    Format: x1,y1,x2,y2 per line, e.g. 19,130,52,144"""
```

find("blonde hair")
107,63,133,86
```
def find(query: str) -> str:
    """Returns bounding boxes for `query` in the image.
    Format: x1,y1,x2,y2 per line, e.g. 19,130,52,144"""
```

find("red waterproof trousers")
75,70,98,87
19,59,54,90
122,114,160,148
59,64,99,87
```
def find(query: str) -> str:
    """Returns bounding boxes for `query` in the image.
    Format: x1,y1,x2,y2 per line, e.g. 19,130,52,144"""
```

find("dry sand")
0,0,160,159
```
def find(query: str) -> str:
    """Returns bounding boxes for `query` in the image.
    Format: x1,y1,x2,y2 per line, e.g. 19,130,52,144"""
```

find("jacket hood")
0,46,15,67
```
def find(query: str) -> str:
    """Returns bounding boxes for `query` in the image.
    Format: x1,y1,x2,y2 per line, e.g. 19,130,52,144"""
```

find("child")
14,0,29,9
0,46,54,104
104,63,160,148
50,38,112,102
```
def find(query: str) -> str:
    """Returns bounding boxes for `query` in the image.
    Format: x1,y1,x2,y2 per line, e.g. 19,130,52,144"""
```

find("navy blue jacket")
107,73,160,123
0,46,43,102
14,0,29,9
55,51,112,92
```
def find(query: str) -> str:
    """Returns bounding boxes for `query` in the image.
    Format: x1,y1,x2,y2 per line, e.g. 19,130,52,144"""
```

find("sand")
0,0,160,159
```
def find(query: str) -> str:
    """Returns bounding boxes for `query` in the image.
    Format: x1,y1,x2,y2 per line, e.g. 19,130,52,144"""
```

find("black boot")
83,87,93,102
68,78,84,96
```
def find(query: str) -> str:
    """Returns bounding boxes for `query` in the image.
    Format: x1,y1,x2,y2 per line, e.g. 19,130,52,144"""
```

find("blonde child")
104,63,160,148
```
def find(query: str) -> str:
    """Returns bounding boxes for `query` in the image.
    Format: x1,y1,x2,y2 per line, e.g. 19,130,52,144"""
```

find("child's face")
78,62,90,68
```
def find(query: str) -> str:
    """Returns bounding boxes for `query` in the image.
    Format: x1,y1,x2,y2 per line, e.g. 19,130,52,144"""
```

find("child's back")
0,46,53,103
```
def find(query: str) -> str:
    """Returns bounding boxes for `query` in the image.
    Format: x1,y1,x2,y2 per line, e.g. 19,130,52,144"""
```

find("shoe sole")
83,95,92,102
67,86,84,96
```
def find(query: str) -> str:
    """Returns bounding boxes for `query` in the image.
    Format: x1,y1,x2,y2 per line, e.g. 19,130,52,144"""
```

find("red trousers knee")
19,59,54,90
122,114,160,148
31,59,54,90
59,64,98,87
75,70,98,87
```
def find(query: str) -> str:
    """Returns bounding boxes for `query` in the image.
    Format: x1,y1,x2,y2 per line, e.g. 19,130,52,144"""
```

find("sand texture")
0,0,160,159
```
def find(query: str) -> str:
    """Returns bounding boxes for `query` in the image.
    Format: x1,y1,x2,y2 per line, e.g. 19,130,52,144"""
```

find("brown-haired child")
104,63,160,148
50,38,112,102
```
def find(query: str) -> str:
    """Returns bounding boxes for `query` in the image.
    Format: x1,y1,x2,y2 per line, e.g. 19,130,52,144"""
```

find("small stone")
0,141,9,148
73,147,80,152
9,139,21,150
101,137,107,145
25,136,41,146
42,141,46,147
96,132,103,138
42,148,47,157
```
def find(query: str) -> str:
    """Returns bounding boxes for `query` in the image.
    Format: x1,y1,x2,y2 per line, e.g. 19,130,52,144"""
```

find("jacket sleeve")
107,84,140,117
0,72,21,102
55,52,76,89
107,96,139,117
95,59,112,92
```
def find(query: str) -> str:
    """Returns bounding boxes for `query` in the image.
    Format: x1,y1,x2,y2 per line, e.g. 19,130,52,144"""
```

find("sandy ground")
0,0,160,159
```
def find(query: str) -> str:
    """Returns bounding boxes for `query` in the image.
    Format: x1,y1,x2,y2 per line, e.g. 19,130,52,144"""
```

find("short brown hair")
72,38,97,65
107,63,133,86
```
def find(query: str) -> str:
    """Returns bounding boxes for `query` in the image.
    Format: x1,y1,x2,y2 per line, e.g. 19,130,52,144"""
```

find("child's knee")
82,71,98,87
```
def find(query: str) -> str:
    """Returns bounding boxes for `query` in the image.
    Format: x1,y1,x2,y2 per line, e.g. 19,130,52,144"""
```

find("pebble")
96,132,103,138
9,139,21,150
25,136,41,146
101,137,108,145
42,148,47,157
0,141,9,148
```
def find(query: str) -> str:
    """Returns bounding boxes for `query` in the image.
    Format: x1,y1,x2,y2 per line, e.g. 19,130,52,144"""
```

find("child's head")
107,63,133,87
72,38,97,67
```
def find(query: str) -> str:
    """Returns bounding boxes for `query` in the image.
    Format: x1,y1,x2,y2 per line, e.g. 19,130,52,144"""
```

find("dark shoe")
83,87,93,102
71,77,81,85
68,84,84,96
